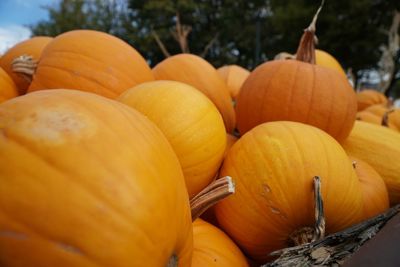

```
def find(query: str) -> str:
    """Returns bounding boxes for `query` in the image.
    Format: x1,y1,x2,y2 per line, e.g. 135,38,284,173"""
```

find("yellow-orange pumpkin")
0,67,18,104
215,121,364,262
342,121,400,205
356,89,388,111
236,59,357,142
118,80,226,198
217,65,250,101
350,157,389,220
27,30,154,98
364,104,400,131
0,89,192,266
356,110,398,131
0,36,53,94
152,54,236,133
315,49,346,77
192,219,248,267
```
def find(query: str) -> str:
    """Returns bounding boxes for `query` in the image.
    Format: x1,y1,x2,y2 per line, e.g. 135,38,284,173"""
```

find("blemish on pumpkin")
262,183,271,194
270,206,281,214
0,230,27,240
57,242,83,255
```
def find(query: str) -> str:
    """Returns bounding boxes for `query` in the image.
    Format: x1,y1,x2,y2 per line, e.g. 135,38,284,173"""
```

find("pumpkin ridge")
323,69,336,135
305,65,317,124
46,49,141,85
287,63,301,118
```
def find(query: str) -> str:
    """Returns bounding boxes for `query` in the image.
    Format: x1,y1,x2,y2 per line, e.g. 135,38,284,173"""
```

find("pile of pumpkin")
1,19,400,267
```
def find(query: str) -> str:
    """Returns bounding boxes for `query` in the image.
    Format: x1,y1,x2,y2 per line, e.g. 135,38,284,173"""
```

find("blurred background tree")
30,0,400,97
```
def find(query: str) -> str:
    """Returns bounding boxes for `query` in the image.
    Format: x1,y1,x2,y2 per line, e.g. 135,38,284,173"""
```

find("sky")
0,0,54,54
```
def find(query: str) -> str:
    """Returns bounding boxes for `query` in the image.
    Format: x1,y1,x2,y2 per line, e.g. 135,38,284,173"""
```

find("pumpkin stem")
190,176,235,221
166,254,178,267
12,55,37,84
352,161,357,169
381,109,395,127
295,0,325,64
288,176,325,246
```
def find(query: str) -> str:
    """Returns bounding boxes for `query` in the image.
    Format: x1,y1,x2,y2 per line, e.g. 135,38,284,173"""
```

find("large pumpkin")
356,89,388,111
0,67,18,104
217,65,250,101
350,157,389,219
118,80,226,198
192,219,248,267
236,58,357,142
0,89,192,266
315,49,346,77
215,121,364,262
152,54,236,133
0,36,53,94
26,30,154,98
342,121,400,205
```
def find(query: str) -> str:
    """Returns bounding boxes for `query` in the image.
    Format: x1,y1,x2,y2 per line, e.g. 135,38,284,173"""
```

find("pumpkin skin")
0,36,53,94
356,89,388,111
0,89,192,267
28,30,154,98
0,67,18,104
315,49,346,77
215,121,364,262
152,54,236,133
217,65,250,100
350,157,389,220
192,219,248,267
236,60,357,142
342,121,400,205
118,80,226,198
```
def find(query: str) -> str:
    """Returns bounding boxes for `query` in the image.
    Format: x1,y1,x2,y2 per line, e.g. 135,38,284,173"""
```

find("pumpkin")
364,104,400,130
356,110,398,131
192,219,248,267
356,89,388,111
342,121,400,205
0,36,53,94
152,54,236,133
0,89,192,266
217,65,250,101
118,80,226,198
215,121,364,262
235,17,357,142
315,49,346,77
350,157,389,219
0,67,18,104
24,30,154,98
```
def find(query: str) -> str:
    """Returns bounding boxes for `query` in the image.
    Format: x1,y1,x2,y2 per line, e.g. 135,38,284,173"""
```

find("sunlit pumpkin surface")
0,67,18,104
0,89,192,267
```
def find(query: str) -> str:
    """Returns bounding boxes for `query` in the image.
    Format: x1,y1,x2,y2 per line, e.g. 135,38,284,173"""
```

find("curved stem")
12,55,37,83
381,109,395,127
190,176,235,221
295,0,325,63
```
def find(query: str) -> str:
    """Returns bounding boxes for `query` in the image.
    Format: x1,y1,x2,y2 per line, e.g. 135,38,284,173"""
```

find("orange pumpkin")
152,54,236,133
364,104,400,130
236,59,357,142
0,67,18,103
27,30,154,98
215,121,364,262
0,36,53,94
315,49,346,77
356,110,398,131
217,65,250,100
342,121,400,205
356,89,388,111
118,80,226,198
0,89,192,266
192,219,248,267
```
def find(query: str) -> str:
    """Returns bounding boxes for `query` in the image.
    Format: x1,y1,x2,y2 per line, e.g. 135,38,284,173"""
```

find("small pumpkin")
152,54,236,133
21,30,154,98
192,219,248,267
356,89,388,111
118,80,226,198
217,65,250,101
342,121,400,205
0,89,192,266
315,49,346,77
356,109,398,131
235,16,357,142
364,104,400,130
215,121,364,262
350,157,389,219
0,36,53,94
0,67,18,103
